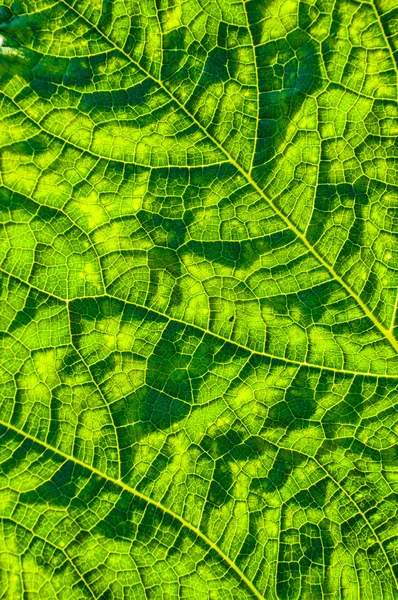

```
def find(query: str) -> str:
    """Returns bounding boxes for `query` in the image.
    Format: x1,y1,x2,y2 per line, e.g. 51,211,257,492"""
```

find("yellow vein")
0,417,265,600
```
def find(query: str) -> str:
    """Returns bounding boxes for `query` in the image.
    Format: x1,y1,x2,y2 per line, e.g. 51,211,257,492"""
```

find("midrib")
46,0,398,355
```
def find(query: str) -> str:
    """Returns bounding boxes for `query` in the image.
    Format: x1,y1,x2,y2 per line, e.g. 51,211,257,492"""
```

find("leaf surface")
0,0,397,597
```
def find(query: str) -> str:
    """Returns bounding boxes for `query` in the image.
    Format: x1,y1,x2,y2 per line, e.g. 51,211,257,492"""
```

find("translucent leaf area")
0,0,397,597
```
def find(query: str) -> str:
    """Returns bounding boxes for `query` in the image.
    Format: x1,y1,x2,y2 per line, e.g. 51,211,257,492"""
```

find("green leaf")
0,0,397,597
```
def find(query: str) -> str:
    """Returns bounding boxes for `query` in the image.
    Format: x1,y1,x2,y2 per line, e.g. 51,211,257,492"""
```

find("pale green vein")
0,92,229,169
372,0,398,97
241,0,259,175
390,291,398,333
3,518,97,600
1,266,396,380
270,441,398,593
65,304,122,481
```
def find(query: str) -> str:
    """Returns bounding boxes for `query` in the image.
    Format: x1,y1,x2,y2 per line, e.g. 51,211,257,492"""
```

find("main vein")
53,0,397,355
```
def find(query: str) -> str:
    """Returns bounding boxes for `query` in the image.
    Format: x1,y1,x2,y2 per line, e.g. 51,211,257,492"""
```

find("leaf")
0,0,397,597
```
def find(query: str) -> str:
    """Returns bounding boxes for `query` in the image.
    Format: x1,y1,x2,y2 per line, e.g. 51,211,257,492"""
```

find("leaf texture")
0,0,397,598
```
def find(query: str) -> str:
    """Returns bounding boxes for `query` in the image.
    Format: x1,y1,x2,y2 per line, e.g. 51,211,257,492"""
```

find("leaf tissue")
0,0,397,597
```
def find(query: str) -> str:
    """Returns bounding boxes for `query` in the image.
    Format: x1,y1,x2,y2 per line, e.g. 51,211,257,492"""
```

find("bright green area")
0,0,397,598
